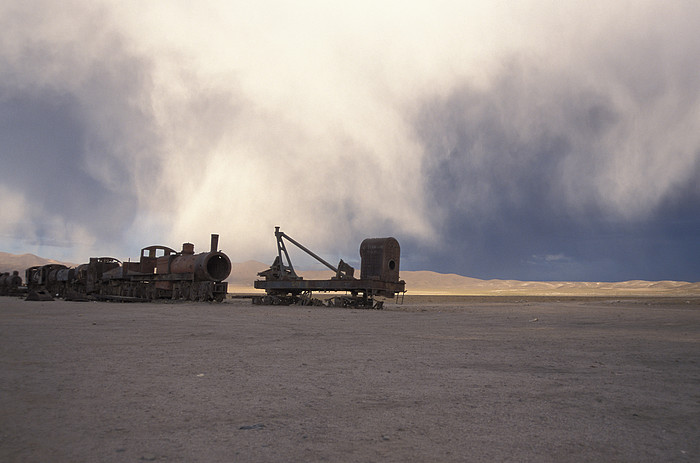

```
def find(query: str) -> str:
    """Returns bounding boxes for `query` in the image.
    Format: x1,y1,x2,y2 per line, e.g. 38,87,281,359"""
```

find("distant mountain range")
225,261,700,296
0,252,76,275
2,253,698,296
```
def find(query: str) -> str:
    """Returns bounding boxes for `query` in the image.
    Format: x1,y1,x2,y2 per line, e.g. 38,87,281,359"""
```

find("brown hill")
233,262,700,296
399,271,700,296
0,252,76,275
227,260,271,293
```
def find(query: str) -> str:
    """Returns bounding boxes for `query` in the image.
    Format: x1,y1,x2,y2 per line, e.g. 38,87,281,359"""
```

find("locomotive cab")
139,246,176,274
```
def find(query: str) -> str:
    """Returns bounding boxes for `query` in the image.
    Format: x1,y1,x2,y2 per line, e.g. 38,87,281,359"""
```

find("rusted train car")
0,271,23,296
254,227,405,309
24,234,231,302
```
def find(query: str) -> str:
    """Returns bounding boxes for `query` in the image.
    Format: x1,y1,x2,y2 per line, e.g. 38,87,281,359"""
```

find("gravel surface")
1,296,698,462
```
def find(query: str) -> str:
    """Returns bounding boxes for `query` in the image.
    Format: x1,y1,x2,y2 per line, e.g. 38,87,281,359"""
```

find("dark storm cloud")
0,1,162,253
0,90,135,241
411,54,700,281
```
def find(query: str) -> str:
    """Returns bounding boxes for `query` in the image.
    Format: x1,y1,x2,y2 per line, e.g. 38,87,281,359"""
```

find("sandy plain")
1,295,698,462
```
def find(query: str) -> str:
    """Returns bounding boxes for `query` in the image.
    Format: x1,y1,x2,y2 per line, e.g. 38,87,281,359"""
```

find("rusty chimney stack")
210,234,219,253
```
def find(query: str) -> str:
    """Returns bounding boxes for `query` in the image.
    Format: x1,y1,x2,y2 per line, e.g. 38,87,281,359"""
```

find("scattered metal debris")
25,289,54,301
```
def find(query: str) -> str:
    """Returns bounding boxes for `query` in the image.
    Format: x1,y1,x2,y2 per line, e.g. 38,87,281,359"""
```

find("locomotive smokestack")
210,234,219,253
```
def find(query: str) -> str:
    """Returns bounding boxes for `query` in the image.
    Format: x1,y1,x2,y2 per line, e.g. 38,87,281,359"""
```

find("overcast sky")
1,1,698,281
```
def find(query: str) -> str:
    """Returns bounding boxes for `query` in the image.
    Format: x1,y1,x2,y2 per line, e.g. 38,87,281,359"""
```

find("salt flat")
1,296,698,462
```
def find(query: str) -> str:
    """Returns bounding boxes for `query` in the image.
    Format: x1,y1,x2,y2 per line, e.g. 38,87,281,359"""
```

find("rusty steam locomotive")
23,234,231,302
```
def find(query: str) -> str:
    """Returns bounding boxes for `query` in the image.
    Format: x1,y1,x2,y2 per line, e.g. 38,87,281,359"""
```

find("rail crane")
253,227,406,309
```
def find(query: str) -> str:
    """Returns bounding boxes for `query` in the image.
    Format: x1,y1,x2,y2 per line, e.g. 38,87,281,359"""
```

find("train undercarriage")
94,278,228,302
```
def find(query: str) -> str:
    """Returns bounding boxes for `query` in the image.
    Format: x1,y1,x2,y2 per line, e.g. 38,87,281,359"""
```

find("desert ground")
1,295,698,462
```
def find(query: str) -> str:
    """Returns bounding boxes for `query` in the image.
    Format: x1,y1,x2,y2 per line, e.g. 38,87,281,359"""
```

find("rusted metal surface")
22,234,231,302
26,264,68,298
360,237,401,282
163,243,231,282
254,227,406,308
253,277,405,294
